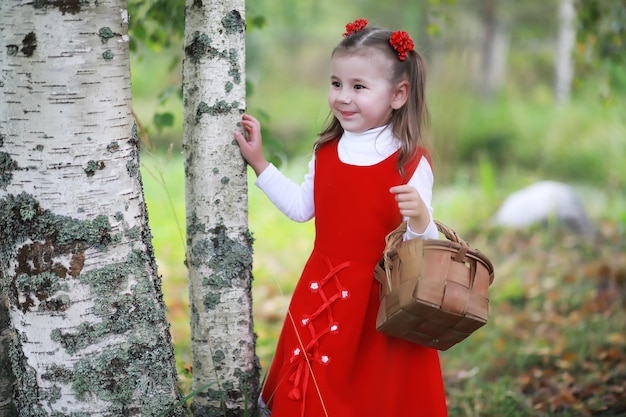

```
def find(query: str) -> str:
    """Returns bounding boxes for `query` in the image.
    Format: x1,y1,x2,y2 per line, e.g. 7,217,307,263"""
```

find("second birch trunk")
182,0,260,415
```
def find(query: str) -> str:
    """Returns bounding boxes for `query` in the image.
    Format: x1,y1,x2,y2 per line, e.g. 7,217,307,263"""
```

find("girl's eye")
354,84,365,90
331,81,341,88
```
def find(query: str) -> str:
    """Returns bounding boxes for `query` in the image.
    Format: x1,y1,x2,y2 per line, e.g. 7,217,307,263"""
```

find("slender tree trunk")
0,1,184,415
555,0,576,103
182,0,260,415
478,0,509,99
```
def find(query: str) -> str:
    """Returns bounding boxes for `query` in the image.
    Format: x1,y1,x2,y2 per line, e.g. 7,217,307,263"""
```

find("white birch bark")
0,1,183,415
555,0,576,103
182,0,260,415
478,0,509,99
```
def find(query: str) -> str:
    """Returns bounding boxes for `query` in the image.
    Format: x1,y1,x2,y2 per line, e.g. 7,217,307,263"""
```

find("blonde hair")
315,25,430,173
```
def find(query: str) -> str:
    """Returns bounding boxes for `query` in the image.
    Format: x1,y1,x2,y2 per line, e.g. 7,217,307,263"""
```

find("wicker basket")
374,221,495,350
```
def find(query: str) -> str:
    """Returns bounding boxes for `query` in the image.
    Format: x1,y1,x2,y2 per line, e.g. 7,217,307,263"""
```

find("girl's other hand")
234,114,270,176
389,184,429,234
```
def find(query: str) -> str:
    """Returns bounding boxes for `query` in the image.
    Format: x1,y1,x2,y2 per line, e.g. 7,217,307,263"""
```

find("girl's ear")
391,80,409,110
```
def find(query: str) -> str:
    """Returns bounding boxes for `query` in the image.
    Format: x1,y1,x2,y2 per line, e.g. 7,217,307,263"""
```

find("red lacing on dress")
287,257,352,417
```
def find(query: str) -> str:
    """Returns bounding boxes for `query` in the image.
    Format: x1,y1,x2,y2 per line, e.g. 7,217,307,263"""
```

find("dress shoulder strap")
401,146,431,181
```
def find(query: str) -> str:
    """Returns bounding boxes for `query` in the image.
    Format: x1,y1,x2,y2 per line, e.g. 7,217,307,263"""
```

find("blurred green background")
133,0,626,191
132,0,626,415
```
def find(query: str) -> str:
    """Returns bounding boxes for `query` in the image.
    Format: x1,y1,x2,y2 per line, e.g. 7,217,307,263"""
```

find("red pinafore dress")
261,140,448,417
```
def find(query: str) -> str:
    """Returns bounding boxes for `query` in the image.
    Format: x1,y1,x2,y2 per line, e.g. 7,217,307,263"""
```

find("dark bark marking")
184,31,218,64
5,32,37,58
84,160,105,177
98,27,116,43
1,193,112,313
20,32,37,57
6,45,19,57
0,152,18,190
195,100,240,123
221,10,245,35
33,0,87,15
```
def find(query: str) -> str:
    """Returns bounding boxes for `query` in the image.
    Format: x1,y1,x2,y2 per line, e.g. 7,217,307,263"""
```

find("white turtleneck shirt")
255,125,438,240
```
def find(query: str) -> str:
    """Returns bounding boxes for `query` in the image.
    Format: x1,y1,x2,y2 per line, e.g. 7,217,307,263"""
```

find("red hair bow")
390,31,414,61
343,18,368,37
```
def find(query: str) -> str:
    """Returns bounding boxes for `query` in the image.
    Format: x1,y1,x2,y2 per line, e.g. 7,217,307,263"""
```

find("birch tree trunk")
554,0,576,103
0,1,184,415
478,0,509,100
182,0,260,415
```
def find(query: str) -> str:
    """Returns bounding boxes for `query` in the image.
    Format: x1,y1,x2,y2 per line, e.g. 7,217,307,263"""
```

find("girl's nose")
336,88,351,104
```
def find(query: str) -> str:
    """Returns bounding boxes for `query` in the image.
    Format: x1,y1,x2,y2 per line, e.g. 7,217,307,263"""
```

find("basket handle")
437,221,495,284
434,220,465,246
379,220,462,291
380,220,473,278
380,220,495,287
383,220,468,251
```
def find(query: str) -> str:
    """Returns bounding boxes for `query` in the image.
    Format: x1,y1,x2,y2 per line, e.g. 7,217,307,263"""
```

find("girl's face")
328,50,408,133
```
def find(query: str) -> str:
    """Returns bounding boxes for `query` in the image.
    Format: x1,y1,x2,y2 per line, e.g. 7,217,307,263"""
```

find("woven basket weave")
374,221,495,350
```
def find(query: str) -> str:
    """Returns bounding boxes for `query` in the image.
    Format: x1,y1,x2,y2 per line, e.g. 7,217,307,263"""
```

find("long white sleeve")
255,158,315,223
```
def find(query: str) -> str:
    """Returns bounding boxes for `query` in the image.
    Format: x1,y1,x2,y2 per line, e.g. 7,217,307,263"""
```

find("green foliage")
128,0,185,150
428,89,626,190
129,0,626,187
246,15,267,31
128,0,185,52
153,112,175,132
575,0,626,95
576,0,626,64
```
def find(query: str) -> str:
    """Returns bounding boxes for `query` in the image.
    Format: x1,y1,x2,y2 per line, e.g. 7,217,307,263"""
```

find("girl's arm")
390,156,438,240
254,157,315,223
234,114,315,222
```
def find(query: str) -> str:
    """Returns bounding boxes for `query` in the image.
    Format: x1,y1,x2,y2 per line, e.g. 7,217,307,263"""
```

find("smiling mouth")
340,111,356,118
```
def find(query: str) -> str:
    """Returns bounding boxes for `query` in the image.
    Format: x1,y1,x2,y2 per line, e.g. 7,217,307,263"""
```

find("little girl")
235,19,448,417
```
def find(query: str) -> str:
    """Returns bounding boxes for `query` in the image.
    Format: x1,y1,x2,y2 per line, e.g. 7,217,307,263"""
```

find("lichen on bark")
0,152,18,189
98,27,115,43
0,192,184,416
195,100,240,123
185,31,219,64
221,10,245,35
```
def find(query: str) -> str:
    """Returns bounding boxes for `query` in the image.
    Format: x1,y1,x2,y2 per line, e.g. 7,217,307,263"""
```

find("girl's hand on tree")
389,184,429,234
234,114,269,176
